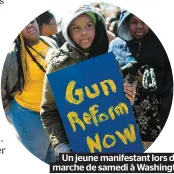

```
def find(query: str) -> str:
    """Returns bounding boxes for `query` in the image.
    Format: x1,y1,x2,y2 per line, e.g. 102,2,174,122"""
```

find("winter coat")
40,4,107,153
109,10,173,141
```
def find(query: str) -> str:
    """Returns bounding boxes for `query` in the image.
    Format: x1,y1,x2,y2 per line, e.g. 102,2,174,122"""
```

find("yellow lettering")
103,134,116,148
65,79,117,105
86,124,137,152
68,102,129,131
89,104,99,127
115,124,136,144
65,80,84,105
98,113,109,122
85,84,100,99
119,103,128,114
100,79,116,96
114,102,129,116
67,111,86,132
87,133,102,153
108,106,115,120
83,112,92,125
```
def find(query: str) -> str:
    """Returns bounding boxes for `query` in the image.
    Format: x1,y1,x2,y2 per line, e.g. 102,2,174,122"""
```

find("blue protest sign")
47,52,144,153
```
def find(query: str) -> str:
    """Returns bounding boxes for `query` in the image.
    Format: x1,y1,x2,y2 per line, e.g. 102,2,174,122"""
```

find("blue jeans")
6,100,56,164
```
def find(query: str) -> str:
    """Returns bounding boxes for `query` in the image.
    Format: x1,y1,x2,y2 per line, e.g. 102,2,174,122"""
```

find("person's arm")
1,61,9,110
114,56,137,105
107,30,115,43
40,61,71,155
1,47,17,112
109,38,131,67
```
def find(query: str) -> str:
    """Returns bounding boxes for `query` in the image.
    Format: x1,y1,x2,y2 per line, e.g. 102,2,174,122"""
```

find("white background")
0,0,173,173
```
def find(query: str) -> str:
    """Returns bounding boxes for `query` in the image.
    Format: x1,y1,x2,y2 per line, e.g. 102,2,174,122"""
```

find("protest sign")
47,52,144,153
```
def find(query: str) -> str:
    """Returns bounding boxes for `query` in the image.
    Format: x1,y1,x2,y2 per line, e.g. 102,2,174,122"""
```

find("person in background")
107,30,116,43
109,10,173,149
91,2,116,43
91,2,102,12
1,19,58,163
55,18,66,47
37,10,59,46
108,17,119,36
40,5,136,156
104,6,120,26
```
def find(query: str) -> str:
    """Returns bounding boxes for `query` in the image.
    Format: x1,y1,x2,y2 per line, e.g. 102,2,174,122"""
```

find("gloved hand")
121,57,139,77
54,143,72,160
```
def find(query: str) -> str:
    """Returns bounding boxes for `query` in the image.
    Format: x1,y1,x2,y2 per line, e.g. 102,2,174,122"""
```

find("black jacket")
127,30,173,96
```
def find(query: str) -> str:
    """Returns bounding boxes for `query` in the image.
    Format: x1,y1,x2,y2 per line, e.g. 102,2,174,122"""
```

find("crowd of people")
1,2,173,164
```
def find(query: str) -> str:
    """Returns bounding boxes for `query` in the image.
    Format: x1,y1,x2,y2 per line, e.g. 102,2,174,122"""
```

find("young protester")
109,10,173,149
40,5,136,156
1,19,58,163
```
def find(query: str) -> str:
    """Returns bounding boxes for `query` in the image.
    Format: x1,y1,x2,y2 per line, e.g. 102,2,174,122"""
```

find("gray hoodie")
62,4,106,49
117,10,132,41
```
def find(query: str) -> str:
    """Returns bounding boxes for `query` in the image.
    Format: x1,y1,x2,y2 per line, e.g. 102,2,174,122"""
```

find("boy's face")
128,15,149,39
69,14,95,50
